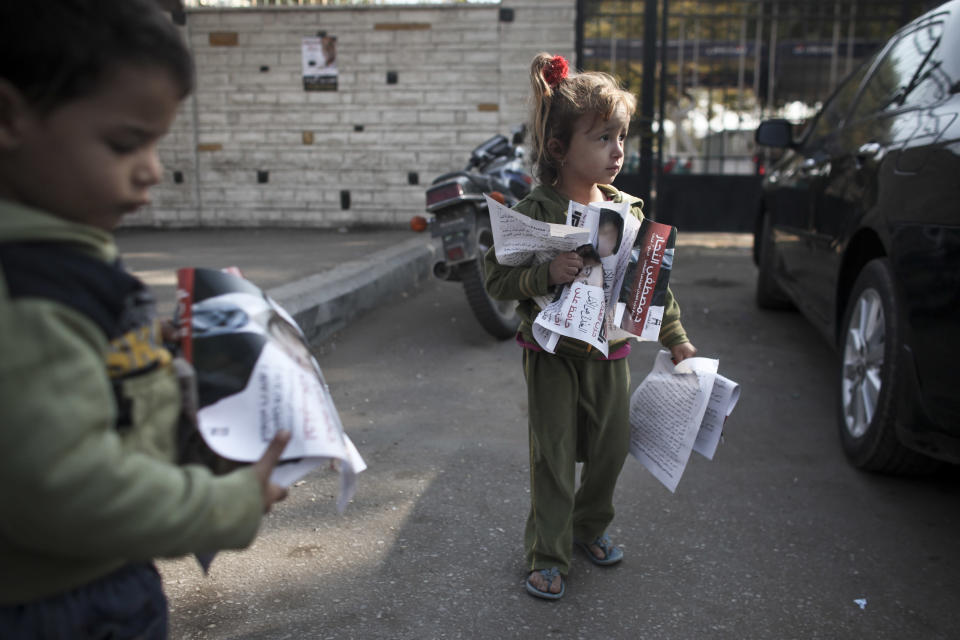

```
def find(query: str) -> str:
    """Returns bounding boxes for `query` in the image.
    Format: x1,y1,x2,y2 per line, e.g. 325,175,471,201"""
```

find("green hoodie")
0,199,263,605
483,184,689,358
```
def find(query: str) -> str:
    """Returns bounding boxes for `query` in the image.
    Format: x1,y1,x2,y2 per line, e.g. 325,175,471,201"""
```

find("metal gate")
577,0,942,230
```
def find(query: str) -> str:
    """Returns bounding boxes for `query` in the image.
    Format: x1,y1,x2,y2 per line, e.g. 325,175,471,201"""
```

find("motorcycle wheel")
461,216,520,340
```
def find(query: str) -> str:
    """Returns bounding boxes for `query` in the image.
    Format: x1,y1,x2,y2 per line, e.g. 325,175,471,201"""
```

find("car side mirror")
755,119,794,148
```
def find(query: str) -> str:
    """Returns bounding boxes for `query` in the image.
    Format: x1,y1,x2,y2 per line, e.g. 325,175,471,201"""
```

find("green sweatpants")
522,348,631,575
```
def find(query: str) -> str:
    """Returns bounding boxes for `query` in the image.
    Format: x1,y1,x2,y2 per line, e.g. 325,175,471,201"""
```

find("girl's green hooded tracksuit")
484,184,689,575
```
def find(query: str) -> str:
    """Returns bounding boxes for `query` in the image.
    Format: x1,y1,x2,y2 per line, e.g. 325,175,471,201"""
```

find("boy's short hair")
0,0,193,114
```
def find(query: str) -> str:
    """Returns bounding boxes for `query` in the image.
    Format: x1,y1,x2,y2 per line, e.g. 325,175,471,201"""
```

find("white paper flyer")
629,350,740,492
176,267,366,513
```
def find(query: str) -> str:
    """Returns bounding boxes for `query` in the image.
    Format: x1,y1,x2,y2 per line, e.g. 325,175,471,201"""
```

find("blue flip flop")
525,567,565,600
575,534,624,566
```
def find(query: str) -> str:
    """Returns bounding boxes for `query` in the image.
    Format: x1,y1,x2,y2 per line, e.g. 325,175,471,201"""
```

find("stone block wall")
128,0,575,228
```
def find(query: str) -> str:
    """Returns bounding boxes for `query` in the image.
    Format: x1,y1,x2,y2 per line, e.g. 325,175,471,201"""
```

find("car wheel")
755,213,793,309
837,258,937,474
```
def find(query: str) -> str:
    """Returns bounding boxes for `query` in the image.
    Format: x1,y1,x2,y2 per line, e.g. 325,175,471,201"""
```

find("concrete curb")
268,235,437,343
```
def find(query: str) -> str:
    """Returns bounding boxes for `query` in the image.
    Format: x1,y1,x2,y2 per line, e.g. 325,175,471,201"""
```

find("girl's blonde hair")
528,53,637,186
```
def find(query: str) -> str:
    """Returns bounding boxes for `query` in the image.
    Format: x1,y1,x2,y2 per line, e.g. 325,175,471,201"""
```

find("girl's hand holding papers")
548,251,584,286
670,341,698,364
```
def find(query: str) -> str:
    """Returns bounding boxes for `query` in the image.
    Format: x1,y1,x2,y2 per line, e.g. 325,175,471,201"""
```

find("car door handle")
856,142,885,166
800,157,831,177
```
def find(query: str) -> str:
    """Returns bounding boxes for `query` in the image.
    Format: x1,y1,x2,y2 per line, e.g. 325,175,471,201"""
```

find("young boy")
0,1,291,637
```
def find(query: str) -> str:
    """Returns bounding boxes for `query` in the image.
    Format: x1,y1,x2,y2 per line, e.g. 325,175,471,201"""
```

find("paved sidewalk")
115,226,751,345
115,227,437,343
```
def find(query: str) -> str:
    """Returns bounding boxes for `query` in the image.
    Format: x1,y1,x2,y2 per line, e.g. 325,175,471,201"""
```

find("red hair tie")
543,55,569,89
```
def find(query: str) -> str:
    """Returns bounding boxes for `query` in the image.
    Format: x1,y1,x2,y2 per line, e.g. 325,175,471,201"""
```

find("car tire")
837,258,938,474
755,213,794,309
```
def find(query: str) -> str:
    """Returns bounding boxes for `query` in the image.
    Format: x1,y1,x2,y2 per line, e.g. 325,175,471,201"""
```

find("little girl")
484,53,697,600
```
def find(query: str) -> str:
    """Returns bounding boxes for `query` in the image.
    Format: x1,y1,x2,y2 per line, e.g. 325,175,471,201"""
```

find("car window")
852,21,946,119
802,61,872,150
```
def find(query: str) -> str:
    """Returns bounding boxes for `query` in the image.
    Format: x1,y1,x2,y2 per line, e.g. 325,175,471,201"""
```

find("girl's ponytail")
529,53,570,186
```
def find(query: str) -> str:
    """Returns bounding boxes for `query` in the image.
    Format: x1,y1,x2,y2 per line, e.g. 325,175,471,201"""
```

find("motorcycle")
411,125,532,340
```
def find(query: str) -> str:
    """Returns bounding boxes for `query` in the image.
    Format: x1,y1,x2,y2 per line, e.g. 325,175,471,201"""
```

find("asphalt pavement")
151,229,960,640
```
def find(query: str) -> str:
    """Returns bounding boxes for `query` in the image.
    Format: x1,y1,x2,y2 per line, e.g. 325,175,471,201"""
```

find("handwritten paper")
629,350,739,492
693,373,740,460
533,280,609,355
485,194,590,267
177,268,366,511
486,196,678,351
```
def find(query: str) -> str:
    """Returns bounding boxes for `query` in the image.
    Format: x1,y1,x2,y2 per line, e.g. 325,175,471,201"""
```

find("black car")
753,0,960,473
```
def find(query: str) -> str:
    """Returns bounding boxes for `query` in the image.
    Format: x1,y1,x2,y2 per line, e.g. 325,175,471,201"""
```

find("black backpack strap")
2,241,239,470
1,241,168,432
0,241,146,340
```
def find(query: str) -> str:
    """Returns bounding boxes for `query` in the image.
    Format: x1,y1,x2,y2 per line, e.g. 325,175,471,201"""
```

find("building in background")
141,0,943,229
136,0,574,228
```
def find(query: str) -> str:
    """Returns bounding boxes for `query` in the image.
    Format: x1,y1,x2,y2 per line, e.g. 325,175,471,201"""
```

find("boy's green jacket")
0,200,263,605
484,184,689,357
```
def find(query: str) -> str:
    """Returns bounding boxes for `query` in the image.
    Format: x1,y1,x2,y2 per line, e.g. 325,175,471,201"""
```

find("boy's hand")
548,252,584,286
251,430,292,513
670,341,697,364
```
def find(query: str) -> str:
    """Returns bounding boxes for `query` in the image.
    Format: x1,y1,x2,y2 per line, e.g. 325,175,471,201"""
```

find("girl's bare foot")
525,567,565,600
528,570,563,594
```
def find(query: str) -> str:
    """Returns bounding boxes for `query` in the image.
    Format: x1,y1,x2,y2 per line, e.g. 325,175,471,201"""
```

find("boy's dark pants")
522,349,631,575
0,563,167,640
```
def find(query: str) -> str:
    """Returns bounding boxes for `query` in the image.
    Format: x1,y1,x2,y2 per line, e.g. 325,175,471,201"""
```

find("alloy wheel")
841,288,885,439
